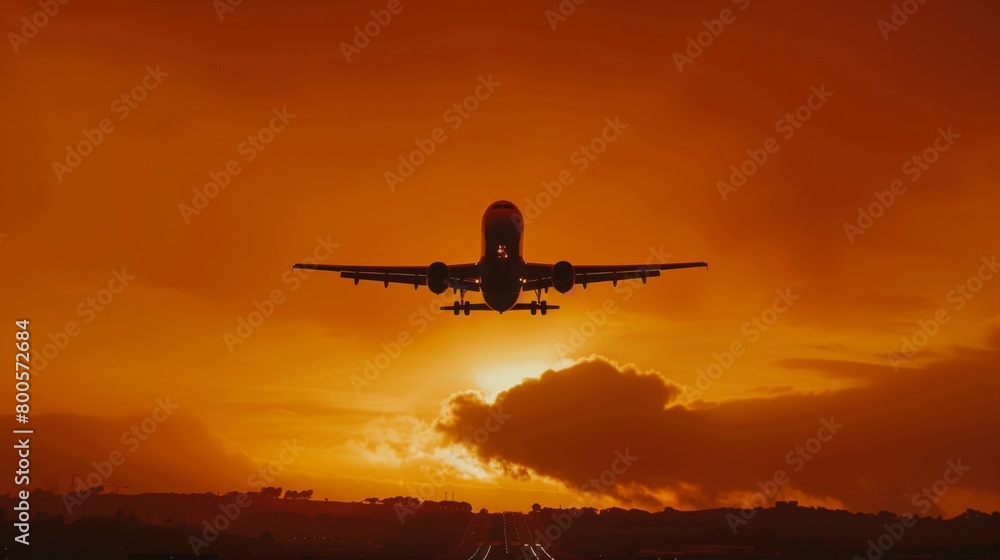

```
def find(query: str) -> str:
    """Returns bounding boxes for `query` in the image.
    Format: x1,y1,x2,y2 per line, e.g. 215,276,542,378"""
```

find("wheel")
540,300,548,316
453,304,460,316
463,301,471,316
530,301,537,315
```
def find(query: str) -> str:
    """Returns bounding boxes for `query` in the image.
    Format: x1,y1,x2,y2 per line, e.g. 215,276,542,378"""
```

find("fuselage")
479,200,525,312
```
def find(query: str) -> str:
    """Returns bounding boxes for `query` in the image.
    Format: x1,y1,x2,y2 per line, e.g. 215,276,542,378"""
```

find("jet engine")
552,260,575,293
427,261,449,294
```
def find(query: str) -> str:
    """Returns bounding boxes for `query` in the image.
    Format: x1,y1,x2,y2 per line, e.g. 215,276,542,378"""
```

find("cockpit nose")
488,200,520,213
482,200,522,229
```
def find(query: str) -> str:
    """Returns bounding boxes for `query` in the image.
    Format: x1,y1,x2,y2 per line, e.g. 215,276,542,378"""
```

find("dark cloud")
435,354,999,514
2,412,254,495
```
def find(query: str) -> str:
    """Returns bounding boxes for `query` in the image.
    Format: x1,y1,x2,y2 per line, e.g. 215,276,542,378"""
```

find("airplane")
292,200,707,315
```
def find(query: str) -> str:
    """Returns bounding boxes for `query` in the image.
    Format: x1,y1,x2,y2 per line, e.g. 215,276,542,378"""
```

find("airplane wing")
521,261,707,290
292,263,481,291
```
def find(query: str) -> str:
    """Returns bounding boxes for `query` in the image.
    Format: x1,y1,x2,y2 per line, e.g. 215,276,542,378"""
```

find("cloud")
1,412,255,496
748,385,796,395
347,412,500,482
429,354,999,515
986,321,1000,348
774,357,894,381
348,414,438,467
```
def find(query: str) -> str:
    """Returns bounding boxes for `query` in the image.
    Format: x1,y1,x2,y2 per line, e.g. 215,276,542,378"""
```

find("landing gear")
453,289,470,316
530,289,548,316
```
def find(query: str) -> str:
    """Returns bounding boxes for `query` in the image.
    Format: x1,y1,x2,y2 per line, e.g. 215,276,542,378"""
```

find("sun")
472,358,576,398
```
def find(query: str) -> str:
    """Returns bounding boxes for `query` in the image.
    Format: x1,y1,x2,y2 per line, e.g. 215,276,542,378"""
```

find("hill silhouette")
3,490,997,559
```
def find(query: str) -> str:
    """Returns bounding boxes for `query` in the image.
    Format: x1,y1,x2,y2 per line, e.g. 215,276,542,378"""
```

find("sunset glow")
2,0,999,524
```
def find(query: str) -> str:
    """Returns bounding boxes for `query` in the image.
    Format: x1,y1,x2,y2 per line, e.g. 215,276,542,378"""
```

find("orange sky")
2,0,999,516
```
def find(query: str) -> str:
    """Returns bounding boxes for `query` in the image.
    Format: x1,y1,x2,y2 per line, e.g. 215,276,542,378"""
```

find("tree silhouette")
283,489,314,500
259,486,282,499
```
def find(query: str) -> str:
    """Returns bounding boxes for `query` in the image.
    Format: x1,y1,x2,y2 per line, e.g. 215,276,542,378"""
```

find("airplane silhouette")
293,200,707,315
